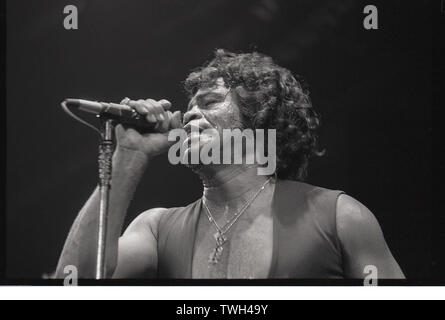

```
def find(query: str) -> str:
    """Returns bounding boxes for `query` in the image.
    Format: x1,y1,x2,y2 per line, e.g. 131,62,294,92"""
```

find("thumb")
169,111,183,129
115,123,125,136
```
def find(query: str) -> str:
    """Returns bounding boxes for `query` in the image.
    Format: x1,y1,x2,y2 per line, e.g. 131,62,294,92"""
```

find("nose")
183,105,203,125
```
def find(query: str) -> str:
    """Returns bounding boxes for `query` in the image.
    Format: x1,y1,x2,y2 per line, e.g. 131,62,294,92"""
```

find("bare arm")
54,98,182,279
336,194,405,279
112,207,166,278
54,147,149,278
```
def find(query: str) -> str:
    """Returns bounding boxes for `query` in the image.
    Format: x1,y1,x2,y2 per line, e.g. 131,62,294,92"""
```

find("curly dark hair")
184,49,323,181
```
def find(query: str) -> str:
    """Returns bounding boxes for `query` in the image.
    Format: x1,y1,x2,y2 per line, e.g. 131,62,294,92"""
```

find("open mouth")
183,123,200,148
183,120,216,139
183,121,215,148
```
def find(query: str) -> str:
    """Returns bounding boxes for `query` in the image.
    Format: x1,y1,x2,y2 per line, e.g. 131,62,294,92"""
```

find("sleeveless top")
156,179,344,278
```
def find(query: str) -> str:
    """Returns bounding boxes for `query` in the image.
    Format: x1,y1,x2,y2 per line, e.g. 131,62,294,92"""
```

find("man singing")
55,50,404,279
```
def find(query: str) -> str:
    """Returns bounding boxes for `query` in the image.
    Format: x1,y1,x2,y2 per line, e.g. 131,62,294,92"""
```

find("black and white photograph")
2,0,445,298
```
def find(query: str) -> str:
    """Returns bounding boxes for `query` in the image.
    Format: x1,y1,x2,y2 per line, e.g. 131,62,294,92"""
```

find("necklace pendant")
208,232,226,265
214,232,227,247
208,246,224,264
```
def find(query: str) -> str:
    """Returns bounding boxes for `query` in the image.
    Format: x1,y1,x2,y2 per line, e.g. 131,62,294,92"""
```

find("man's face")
182,77,243,165
184,77,243,132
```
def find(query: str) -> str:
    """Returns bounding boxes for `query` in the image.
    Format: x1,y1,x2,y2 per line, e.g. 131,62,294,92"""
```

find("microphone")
63,98,156,131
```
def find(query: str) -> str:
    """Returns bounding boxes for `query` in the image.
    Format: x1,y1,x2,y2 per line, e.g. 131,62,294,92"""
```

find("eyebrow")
187,91,228,111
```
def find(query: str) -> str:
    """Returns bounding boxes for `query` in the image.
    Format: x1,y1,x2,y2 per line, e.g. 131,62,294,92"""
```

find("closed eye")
204,100,218,107
187,91,229,111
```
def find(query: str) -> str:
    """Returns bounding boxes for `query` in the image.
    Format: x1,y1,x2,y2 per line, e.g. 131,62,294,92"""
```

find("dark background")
6,0,434,279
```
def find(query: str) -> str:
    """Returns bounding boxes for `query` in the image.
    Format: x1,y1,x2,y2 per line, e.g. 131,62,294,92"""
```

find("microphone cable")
60,100,101,136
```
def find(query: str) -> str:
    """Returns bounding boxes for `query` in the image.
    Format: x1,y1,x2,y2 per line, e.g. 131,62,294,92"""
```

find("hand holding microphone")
115,97,183,158
63,96,183,158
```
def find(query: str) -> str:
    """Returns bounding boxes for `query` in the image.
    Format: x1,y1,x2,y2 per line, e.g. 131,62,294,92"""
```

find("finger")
145,113,157,123
169,111,183,129
146,99,165,121
140,100,160,123
120,97,131,105
128,100,149,115
166,110,173,124
156,110,171,133
158,99,172,111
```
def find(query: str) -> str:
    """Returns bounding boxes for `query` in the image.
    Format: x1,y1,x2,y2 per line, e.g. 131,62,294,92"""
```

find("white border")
0,286,444,300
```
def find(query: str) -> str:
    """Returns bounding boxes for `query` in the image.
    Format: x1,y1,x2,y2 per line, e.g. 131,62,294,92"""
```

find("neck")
196,164,270,205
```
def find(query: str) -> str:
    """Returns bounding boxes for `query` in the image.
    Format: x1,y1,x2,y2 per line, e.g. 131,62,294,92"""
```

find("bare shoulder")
123,207,171,238
335,193,384,255
335,194,405,278
336,194,379,232
114,207,171,278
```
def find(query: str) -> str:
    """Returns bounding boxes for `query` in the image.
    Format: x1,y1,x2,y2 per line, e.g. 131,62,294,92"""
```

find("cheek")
204,102,243,131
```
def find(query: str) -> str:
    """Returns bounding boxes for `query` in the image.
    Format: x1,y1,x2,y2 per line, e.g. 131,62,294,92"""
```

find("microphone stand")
96,117,116,279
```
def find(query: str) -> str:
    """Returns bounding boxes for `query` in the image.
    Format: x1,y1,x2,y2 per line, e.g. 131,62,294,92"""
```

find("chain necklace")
202,177,272,265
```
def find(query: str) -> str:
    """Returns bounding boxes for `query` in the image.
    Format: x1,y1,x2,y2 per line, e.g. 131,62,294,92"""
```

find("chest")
191,205,274,279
